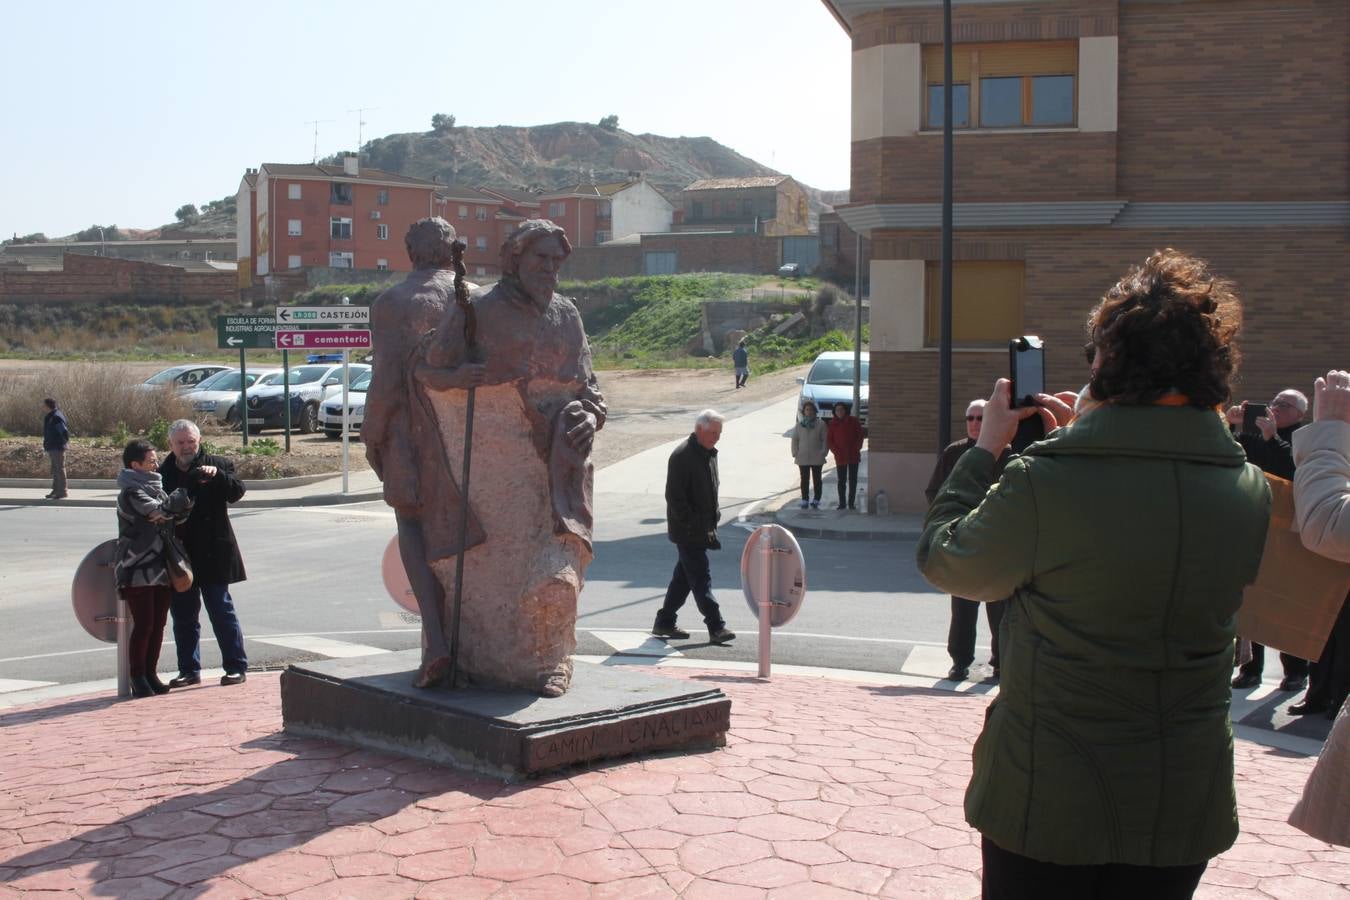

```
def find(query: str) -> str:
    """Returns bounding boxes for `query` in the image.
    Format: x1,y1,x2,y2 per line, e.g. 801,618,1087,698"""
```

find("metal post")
281,348,291,453
853,232,863,416
937,0,955,452
239,348,249,446
758,539,773,679
115,596,130,698
341,349,350,494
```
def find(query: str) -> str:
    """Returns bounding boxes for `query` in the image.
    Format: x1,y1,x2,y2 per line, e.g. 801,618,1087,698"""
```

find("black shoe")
220,672,247,686
1278,676,1308,692
129,676,156,698
709,627,736,644
946,665,970,682
168,673,201,688
836,502,846,510
1231,672,1262,689
652,624,690,640
1289,700,1328,716
147,674,171,695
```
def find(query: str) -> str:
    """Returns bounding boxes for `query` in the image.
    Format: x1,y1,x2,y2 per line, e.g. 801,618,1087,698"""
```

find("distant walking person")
652,410,736,644
115,439,193,698
827,402,864,510
733,339,750,389
159,420,250,687
42,398,69,500
791,401,828,509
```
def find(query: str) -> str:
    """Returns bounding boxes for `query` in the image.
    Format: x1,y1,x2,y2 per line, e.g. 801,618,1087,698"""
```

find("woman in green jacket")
918,250,1271,899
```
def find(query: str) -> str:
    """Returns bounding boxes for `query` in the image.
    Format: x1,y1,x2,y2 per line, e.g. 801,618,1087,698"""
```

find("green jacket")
917,404,1270,867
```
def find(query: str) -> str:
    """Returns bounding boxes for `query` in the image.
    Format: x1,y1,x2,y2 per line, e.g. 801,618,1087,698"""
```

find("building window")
288,183,302,200
644,250,677,276
287,219,302,236
924,42,1077,130
596,201,612,220
595,230,611,244
377,189,389,205
331,182,353,204
458,205,469,218
475,236,487,250
475,206,488,220
376,258,389,271
548,201,566,217
924,261,1024,347
692,201,704,219
475,266,486,276
287,254,302,269
376,224,389,240
329,251,354,268
741,199,754,217
330,217,353,239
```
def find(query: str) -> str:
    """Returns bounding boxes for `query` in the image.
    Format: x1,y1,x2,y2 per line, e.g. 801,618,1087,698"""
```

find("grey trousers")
47,450,67,497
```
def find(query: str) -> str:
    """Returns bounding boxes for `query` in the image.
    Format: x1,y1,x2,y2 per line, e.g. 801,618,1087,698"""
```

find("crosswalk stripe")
589,630,685,659
252,635,390,658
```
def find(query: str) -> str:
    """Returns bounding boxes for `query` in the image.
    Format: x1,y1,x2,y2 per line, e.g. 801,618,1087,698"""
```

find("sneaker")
709,627,736,645
798,499,809,509
652,624,690,640
810,500,820,509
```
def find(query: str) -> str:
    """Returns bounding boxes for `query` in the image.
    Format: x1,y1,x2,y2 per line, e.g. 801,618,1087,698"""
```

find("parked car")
183,368,279,426
135,363,231,393
778,262,803,278
796,350,870,430
317,368,373,439
244,363,372,434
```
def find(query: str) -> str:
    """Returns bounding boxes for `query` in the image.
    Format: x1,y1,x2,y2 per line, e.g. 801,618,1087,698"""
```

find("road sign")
740,524,807,679
275,306,370,324
275,329,372,350
217,314,279,349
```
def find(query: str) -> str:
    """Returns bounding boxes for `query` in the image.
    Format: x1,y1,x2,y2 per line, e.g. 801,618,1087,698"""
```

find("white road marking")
0,678,56,693
590,630,685,658
252,635,390,658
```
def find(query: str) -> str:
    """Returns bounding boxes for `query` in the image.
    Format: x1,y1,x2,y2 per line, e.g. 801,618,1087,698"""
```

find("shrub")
0,364,191,437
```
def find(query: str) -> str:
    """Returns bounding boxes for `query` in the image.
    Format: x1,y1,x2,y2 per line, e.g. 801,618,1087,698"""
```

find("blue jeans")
171,582,248,676
657,544,725,632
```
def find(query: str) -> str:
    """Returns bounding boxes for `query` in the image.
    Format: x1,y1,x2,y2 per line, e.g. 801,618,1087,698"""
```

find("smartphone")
1242,402,1268,435
1009,336,1045,408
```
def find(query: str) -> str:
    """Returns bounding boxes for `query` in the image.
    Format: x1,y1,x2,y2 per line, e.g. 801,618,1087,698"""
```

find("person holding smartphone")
918,250,1269,898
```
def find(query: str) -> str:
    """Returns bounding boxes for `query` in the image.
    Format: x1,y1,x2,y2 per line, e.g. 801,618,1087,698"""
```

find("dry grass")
0,364,192,437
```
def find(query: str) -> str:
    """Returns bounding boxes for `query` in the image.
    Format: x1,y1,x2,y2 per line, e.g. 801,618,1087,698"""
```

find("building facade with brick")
823,0,1350,512
534,180,675,248
680,176,812,236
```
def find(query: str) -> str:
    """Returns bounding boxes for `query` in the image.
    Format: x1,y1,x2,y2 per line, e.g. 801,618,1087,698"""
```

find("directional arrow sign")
276,306,370,324
275,329,372,350
217,315,279,350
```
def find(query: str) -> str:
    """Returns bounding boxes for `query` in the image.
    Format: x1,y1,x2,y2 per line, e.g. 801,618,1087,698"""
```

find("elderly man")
1228,389,1311,691
159,419,249,687
925,399,1009,681
653,410,736,645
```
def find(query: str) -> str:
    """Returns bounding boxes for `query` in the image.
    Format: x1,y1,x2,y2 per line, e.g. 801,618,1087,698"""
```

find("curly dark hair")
1087,249,1242,408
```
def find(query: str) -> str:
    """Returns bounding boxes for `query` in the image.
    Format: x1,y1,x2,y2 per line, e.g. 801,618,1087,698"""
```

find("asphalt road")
0,492,959,693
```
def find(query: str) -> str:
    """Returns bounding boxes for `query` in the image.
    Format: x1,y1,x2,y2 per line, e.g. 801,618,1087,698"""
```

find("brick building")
823,0,1350,512
0,254,237,305
432,185,513,278
535,180,675,248
680,176,812,236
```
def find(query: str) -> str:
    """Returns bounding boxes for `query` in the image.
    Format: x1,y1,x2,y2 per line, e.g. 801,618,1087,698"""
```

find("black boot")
146,674,171,695
130,676,156,698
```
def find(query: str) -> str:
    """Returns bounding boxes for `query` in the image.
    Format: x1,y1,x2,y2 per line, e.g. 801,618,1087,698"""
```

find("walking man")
42,398,69,500
159,419,250,687
652,410,736,644
925,398,1008,681
733,339,750,389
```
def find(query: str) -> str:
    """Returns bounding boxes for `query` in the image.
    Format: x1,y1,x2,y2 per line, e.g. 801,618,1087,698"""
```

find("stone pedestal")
280,651,731,779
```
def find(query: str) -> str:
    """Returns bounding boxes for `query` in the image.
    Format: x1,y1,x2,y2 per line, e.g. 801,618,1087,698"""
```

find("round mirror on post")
71,540,120,643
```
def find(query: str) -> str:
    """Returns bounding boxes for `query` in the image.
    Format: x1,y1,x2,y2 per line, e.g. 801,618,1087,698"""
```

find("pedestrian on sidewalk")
115,439,194,698
827,402,864,510
652,410,735,645
41,398,69,500
160,420,250,688
918,250,1270,897
791,400,828,509
924,398,1009,682
732,339,749,389
1288,368,1350,846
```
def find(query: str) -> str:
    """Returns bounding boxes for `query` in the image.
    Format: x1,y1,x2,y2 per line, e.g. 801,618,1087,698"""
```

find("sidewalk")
1,664,1343,899
0,468,384,509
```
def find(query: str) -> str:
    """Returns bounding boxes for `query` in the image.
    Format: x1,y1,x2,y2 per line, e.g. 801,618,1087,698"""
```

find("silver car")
796,351,870,429
182,368,279,426
317,368,373,439
135,363,231,393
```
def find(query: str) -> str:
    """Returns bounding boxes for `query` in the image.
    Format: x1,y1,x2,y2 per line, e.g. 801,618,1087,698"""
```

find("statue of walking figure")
365,217,605,697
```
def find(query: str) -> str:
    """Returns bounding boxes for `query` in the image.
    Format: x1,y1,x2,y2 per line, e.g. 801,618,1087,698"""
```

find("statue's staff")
448,238,475,688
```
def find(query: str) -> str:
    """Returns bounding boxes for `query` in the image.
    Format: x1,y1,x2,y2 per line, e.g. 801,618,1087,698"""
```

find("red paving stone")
0,668,1345,898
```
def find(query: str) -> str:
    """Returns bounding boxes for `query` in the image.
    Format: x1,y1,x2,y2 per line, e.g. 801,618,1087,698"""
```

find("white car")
317,368,373,439
183,368,279,426
796,350,870,429
135,363,231,393
244,363,372,433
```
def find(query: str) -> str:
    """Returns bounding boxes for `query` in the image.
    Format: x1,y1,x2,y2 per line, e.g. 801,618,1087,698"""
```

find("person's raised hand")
1034,393,1076,433
1256,414,1277,441
1313,369,1350,425
1225,404,1245,426
975,379,1040,455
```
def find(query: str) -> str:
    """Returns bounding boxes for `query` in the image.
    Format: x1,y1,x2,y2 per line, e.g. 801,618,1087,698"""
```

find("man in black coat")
159,419,250,686
42,398,69,500
652,410,736,644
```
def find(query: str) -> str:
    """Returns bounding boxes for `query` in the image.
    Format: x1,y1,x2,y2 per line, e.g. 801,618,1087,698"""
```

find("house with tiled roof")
679,175,810,236
534,179,674,248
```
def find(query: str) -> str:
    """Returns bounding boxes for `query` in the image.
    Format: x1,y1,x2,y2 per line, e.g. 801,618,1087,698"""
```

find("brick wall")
562,244,644,281
0,254,238,305
851,0,1117,51
642,234,781,274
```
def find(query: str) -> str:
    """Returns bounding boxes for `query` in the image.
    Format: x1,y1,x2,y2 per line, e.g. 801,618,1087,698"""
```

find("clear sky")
0,0,851,241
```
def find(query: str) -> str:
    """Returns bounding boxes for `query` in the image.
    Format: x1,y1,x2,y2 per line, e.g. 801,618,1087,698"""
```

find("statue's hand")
563,405,597,455
415,361,486,391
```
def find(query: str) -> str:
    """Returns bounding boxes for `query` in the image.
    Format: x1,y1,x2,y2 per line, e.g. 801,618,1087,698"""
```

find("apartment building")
534,180,675,248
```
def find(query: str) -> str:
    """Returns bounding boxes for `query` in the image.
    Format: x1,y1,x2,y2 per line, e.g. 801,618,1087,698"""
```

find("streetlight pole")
937,0,955,452
96,226,106,258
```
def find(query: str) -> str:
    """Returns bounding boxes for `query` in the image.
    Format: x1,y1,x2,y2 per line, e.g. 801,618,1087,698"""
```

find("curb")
0,488,383,510
0,471,348,491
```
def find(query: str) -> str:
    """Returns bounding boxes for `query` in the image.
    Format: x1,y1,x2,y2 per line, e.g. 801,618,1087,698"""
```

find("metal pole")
448,384,475,686
239,348,249,446
115,597,130,698
937,0,955,453
758,537,773,679
341,349,350,494
853,232,863,416
282,348,291,453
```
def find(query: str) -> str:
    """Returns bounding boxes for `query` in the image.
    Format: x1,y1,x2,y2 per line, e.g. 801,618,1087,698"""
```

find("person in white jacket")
791,401,829,509
1288,368,1350,847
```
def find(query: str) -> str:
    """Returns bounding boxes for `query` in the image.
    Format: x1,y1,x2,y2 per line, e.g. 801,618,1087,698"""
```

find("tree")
598,114,620,132
2,232,47,245
431,113,456,133
74,225,122,243
175,204,200,224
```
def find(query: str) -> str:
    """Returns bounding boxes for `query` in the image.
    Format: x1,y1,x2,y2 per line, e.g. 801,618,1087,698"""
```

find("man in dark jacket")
159,419,250,687
653,410,736,644
925,399,1009,682
41,398,69,500
1228,389,1310,691
732,339,749,389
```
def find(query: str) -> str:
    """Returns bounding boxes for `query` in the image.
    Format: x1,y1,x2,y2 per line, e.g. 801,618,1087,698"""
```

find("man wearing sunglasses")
1227,389,1311,692
925,398,1009,682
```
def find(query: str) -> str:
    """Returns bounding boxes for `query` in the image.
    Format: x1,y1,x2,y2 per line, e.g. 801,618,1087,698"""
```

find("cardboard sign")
1237,475,1350,660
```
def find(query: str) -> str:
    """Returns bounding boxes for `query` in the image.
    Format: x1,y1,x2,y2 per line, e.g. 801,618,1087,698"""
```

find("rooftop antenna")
347,107,381,161
304,119,334,163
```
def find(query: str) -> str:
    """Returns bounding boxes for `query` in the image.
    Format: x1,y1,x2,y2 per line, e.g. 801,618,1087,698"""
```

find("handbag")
163,527,194,593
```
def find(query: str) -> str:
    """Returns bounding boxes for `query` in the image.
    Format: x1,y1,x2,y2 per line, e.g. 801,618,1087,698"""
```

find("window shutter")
979,42,1077,77
924,45,973,84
